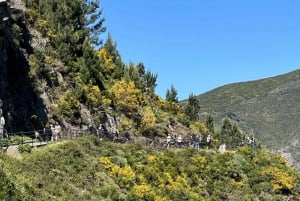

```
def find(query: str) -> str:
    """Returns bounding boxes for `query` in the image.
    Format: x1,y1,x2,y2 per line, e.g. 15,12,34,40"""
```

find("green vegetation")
3,1,299,199
0,136,299,200
196,69,300,112
195,69,300,169
13,0,220,145
21,0,196,135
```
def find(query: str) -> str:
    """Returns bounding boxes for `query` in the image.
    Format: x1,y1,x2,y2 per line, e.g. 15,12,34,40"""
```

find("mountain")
196,69,300,169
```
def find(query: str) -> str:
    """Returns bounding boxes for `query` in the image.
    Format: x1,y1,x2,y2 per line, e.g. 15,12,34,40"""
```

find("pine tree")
85,0,106,46
144,71,157,93
184,93,200,121
136,63,157,93
82,39,104,89
221,117,232,145
220,118,243,149
35,0,106,71
205,114,215,133
101,33,124,80
166,85,178,103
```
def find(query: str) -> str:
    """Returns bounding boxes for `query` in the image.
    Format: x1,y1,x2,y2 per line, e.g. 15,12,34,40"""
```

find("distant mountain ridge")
196,69,300,169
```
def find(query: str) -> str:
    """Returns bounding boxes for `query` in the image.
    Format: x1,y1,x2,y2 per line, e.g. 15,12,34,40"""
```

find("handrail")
1,128,96,148
1,128,216,151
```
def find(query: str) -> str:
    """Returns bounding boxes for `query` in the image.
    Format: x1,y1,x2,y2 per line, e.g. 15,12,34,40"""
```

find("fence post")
21,131,24,145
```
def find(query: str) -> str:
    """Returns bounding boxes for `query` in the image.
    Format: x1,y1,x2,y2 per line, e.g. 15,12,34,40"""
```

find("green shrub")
18,144,32,153
12,136,24,144
58,92,81,123
11,24,22,45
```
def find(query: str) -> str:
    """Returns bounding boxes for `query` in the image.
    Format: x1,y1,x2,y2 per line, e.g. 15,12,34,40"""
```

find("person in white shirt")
177,135,183,148
166,134,171,148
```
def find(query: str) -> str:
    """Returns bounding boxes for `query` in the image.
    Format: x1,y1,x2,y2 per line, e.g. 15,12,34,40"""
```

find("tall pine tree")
220,117,243,149
184,93,200,121
166,85,178,103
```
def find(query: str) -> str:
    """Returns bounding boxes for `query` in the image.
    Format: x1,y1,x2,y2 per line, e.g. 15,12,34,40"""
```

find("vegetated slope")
196,69,300,169
1,0,188,141
0,136,300,200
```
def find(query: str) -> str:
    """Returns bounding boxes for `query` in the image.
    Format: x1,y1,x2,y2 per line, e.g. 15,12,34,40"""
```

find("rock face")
0,0,10,98
0,0,47,133
0,0,119,135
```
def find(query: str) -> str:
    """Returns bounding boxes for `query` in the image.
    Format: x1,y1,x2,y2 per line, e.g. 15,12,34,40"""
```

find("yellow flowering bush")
141,106,156,129
131,184,154,200
100,157,136,188
261,166,295,193
110,78,145,115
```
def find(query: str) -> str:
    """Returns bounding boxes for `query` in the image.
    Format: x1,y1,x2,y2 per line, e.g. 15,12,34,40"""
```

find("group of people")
166,133,213,149
34,122,62,142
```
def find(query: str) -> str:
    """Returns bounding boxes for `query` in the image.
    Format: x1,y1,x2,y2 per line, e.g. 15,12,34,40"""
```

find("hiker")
194,135,200,150
166,134,171,148
43,122,52,141
88,123,94,134
190,134,195,148
112,127,119,142
177,135,183,148
35,130,42,142
207,134,212,149
51,123,61,141
246,136,253,144
124,131,131,141
0,114,5,138
97,123,105,140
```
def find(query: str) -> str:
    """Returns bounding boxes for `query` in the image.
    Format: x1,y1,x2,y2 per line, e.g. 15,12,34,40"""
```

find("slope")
196,69,300,169
1,136,300,200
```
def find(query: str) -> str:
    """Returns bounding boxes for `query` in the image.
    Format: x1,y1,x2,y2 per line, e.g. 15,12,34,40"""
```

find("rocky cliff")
0,0,47,133
0,0,120,135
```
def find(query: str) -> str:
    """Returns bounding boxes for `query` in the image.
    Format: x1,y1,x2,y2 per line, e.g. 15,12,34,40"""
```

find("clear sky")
101,0,300,100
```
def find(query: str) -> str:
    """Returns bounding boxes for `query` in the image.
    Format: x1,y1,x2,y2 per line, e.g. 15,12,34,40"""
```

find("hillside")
1,136,300,200
1,1,300,199
0,0,191,139
196,69,300,169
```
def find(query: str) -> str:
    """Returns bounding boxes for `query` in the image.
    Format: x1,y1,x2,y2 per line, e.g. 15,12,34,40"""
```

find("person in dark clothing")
194,135,200,150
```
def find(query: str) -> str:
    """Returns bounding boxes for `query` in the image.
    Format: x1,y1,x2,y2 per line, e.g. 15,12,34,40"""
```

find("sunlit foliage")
110,78,145,116
58,92,81,123
140,106,156,129
0,136,299,200
261,166,295,193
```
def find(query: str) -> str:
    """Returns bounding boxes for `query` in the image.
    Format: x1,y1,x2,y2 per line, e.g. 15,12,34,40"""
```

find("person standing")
43,122,52,142
166,134,171,148
0,107,5,139
0,101,5,149
97,123,104,140
194,135,200,150
177,135,183,148
207,134,212,149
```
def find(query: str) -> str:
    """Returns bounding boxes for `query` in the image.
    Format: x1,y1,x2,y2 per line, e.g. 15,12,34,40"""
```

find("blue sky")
101,0,300,100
